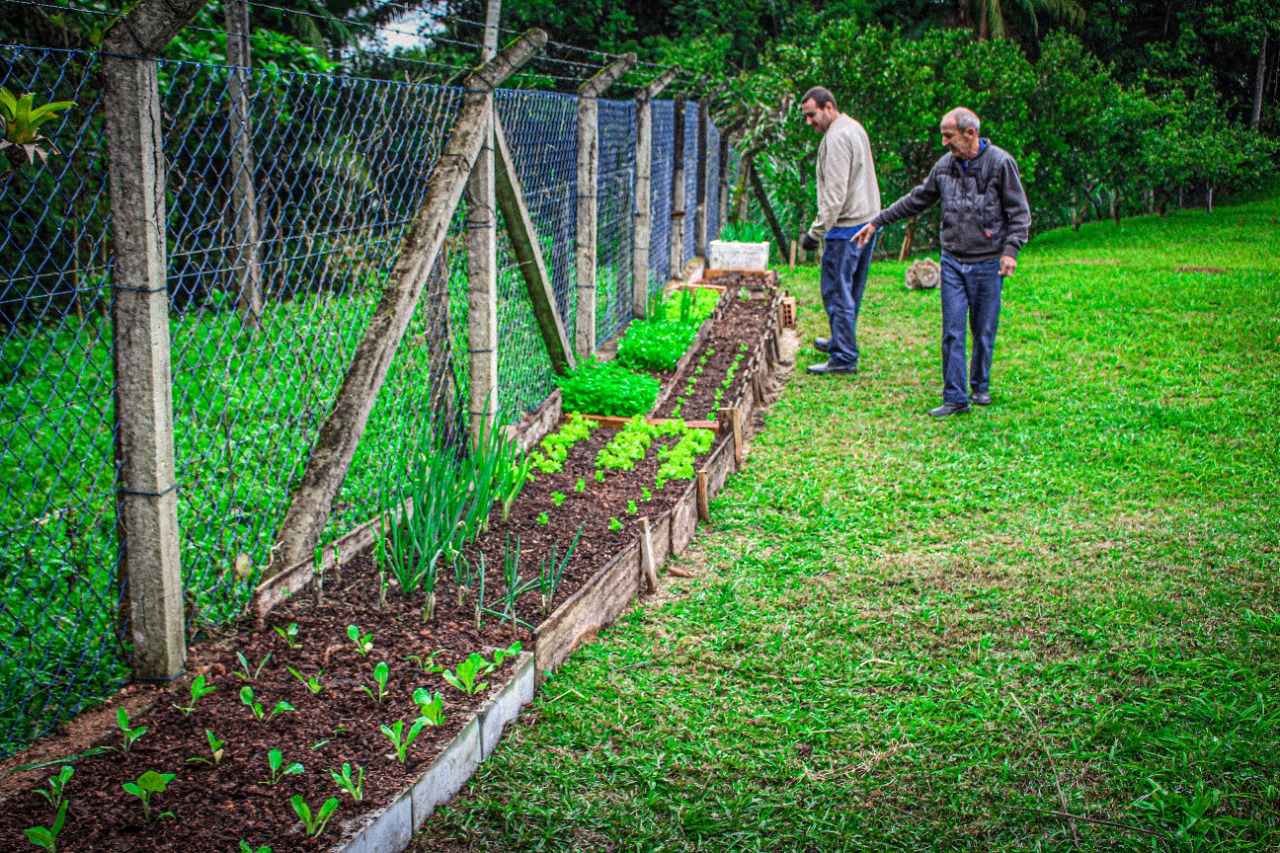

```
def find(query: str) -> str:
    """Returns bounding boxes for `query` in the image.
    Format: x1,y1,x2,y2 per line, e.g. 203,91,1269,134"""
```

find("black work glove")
800,233,820,251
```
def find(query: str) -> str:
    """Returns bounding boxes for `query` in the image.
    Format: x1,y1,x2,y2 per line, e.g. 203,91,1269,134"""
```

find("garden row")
0,270,791,853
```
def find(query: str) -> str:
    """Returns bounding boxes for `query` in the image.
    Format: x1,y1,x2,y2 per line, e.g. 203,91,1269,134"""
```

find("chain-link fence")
649,99,674,293
0,43,731,760
683,101,699,267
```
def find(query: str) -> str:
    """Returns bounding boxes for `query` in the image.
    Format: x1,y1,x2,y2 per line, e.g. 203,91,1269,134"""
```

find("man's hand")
800,233,820,251
1000,255,1017,276
852,222,877,248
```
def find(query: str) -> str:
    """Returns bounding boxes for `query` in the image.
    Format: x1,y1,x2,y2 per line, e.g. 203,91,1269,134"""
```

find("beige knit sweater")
808,114,881,239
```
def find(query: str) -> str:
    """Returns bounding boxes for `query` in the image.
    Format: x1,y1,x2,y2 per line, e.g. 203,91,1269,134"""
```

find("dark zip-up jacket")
872,140,1031,262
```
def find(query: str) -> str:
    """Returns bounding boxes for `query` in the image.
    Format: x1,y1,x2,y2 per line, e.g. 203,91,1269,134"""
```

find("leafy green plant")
500,453,532,523
291,794,339,838
575,477,586,493
186,729,225,765
412,688,445,725
537,512,549,525
273,623,302,649
239,686,294,723
239,842,271,853
122,770,174,822
357,661,391,703
551,491,566,506
380,718,429,763
286,666,323,694
347,624,374,656
556,359,660,417
260,748,304,786
172,674,217,716
32,766,72,811
529,413,597,475
442,653,490,696
719,220,769,243
0,86,75,172
117,708,145,753
23,800,66,852
616,316,701,372
406,650,445,674
608,517,624,531
642,487,652,501
233,651,272,681
330,763,364,801
655,426,715,489
627,500,638,514
538,527,582,614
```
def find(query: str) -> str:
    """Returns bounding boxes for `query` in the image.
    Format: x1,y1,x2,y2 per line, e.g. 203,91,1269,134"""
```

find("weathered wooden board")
670,481,699,555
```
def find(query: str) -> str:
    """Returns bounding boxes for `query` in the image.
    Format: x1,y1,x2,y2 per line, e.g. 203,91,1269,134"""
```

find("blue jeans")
940,254,1003,404
820,227,876,368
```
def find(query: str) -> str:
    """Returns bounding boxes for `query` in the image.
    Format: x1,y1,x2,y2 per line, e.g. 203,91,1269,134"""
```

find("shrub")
556,359,660,417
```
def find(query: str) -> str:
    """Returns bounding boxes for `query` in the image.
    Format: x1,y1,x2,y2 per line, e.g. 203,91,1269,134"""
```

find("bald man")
856,108,1030,416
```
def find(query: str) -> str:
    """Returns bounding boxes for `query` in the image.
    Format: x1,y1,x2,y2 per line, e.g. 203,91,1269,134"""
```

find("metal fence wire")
706,119,720,244
0,43,732,760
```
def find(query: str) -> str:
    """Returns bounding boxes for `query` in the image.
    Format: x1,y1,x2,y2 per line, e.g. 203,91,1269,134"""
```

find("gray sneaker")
971,391,992,406
929,402,970,417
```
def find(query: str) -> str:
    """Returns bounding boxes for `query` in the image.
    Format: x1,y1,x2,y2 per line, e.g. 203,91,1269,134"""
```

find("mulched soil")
0,293,773,850
654,276,776,420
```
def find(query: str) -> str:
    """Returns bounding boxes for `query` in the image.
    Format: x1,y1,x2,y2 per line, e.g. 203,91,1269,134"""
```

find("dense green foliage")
616,289,717,373
415,190,1280,853
555,358,661,418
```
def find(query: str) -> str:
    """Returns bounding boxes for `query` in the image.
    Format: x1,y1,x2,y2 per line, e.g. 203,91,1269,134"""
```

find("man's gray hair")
946,107,981,133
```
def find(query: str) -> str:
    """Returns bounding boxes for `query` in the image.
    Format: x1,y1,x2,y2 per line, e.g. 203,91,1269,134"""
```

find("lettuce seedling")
286,666,323,694
574,477,586,493
239,686,294,723
405,650,445,674
32,765,72,811
173,674,217,716
536,512,549,525
186,729,226,765
609,517,623,531
117,708,145,753
627,500,638,514
23,800,66,852
412,688,445,725
273,623,302,649
347,624,374,656
442,653,490,696
239,842,271,853
357,661,391,703
233,651,272,681
381,718,428,763
551,491,566,507
260,748,304,786
330,763,364,801
122,770,174,822
291,794,339,838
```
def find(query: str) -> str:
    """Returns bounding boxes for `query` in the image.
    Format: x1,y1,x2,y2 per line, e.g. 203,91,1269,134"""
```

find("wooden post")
718,406,743,465
696,469,710,522
669,98,686,279
749,164,790,260
638,517,659,592
466,0,502,441
694,100,708,258
224,0,262,327
101,0,211,680
632,68,678,319
265,30,547,580
575,54,637,359
493,114,574,374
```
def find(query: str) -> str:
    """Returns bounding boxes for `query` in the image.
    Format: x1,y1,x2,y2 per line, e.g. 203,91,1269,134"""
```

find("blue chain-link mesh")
0,46,733,759
648,100,674,294
682,101,699,267
706,119,721,243
495,89,577,339
0,45,128,760
595,97,635,344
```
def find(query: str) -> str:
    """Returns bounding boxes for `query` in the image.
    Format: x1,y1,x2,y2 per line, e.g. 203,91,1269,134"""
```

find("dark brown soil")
655,278,775,420
0,278,768,853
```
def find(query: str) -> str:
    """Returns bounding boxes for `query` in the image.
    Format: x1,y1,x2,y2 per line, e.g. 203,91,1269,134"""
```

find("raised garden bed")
0,270,792,853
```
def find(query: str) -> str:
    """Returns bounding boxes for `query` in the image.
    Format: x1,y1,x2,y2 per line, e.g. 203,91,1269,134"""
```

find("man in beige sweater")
798,87,881,374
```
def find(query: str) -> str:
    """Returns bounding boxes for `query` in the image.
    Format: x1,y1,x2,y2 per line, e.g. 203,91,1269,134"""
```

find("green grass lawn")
414,194,1280,852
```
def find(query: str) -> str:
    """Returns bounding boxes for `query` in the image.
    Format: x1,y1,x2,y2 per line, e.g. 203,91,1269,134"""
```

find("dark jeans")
820,227,876,368
940,254,1003,404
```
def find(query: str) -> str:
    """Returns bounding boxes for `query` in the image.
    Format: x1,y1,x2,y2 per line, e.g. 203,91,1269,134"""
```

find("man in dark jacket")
855,107,1030,416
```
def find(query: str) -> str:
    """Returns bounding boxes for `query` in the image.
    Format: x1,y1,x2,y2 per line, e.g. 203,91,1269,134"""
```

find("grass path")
414,195,1280,852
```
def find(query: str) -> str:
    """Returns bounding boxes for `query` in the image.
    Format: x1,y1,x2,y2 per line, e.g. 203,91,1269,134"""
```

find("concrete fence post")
225,0,262,327
466,0,502,441
669,97,686,279
102,54,187,680
631,68,678,318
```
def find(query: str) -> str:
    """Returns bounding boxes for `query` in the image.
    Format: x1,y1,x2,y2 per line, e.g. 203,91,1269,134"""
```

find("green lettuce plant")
32,766,72,811
556,359,660,417
330,763,363,801
260,748,304,786
122,771,174,822
23,800,66,852
291,795,339,838
173,674,216,716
